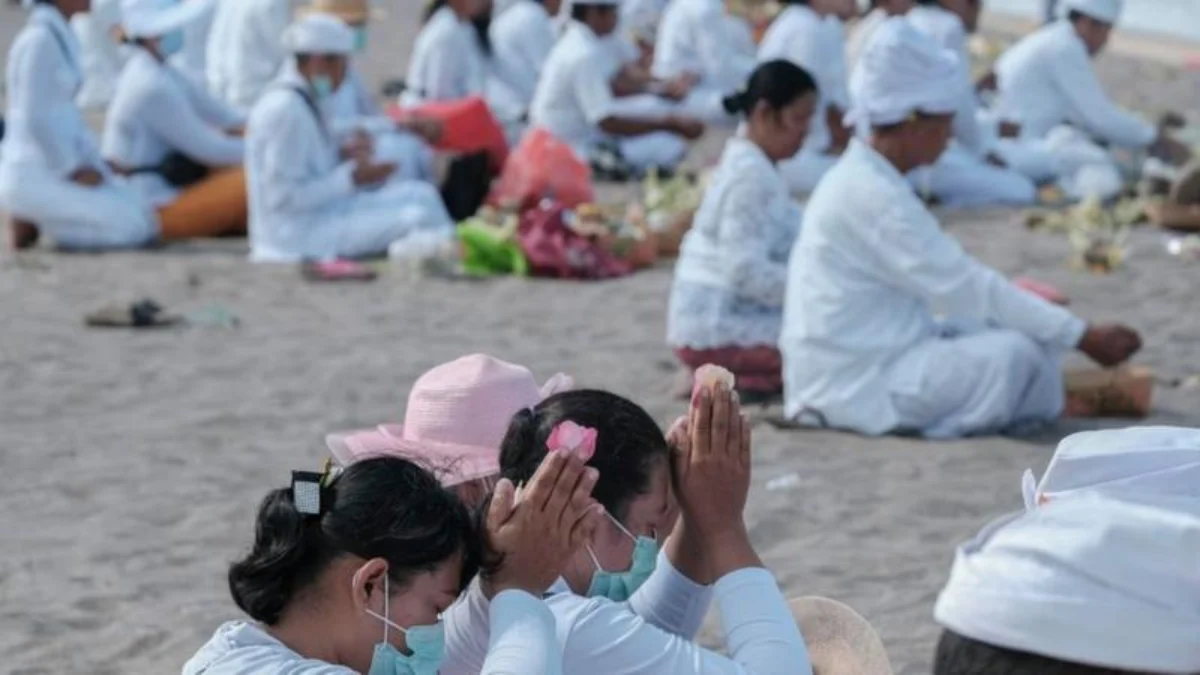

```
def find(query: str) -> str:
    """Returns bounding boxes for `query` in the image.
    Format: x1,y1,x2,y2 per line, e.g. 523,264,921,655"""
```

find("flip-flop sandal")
85,299,182,328
301,260,378,282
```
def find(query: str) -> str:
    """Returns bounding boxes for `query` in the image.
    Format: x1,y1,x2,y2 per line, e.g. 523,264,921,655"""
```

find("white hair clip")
292,471,324,516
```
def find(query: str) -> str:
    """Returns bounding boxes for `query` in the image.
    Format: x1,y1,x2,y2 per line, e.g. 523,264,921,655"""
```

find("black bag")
440,151,492,222
131,151,209,188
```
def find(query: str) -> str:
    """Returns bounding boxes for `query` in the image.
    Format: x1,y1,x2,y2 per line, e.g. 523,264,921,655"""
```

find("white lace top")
667,137,803,349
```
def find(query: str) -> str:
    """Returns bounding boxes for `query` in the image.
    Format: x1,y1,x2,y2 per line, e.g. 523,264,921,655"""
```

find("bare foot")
9,219,39,250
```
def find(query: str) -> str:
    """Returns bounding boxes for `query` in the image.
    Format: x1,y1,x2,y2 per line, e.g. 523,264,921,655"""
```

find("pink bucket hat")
326,354,574,486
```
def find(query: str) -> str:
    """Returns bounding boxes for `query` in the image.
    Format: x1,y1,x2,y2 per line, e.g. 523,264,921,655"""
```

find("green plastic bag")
457,220,529,277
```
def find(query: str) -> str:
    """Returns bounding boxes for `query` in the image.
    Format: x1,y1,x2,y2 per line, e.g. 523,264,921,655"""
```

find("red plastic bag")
389,96,508,169
490,128,594,211
517,202,631,280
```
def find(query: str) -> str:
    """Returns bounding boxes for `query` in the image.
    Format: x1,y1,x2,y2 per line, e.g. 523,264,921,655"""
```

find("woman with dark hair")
184,452,602,674
668,60,817,400
404,0,491,106
441,387,813,674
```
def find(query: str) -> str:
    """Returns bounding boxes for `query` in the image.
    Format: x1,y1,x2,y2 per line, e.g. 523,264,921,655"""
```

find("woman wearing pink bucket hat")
326,353,573,506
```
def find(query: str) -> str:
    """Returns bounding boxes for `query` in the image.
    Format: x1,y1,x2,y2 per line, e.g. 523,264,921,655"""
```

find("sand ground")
0,3,1198,674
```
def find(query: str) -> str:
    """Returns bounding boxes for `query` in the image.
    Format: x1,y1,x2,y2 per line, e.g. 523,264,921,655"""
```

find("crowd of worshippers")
2,0,1191,260
179,353,1200,675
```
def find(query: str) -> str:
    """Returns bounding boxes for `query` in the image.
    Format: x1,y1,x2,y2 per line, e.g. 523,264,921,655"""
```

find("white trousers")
888,327,1065,438
606,94,693,171
372,132,436,184
911,144,1038,208
330,180,454,259
1041,126,1125,201
0,166,158,250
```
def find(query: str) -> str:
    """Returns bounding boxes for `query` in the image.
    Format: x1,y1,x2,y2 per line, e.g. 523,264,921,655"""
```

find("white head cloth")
845,16,962,128
935,492,1200,674
1059,0,1123,24
1022,426,1200,510
282,13,355,55
121,0,213,38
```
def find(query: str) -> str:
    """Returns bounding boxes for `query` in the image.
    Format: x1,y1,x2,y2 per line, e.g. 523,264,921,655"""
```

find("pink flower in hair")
546,420,598,462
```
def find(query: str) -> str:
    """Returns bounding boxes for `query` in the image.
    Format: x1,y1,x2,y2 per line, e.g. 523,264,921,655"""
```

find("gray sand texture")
1,3,1199,674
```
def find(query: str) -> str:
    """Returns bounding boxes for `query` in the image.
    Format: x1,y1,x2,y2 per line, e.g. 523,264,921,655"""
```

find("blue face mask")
364,576,446,675
585,513,659,602
158,30,184,57
312,75,335,100
354,27,369,52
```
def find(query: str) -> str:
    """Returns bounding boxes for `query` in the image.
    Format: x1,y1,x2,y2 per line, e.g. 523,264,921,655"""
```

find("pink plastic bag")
516,202,630,280
490,128,594,211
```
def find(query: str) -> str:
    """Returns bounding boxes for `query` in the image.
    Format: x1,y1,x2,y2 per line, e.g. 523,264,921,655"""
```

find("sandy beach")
0,3,1198,674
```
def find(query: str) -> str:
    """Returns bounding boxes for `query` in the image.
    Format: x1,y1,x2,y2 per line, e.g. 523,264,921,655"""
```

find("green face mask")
585,513,659,602
312,74,335,99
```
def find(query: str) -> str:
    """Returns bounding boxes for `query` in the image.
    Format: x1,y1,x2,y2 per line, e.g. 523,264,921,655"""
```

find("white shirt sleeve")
442,578,493,675
415,27,471,101
626,551,714,638
240,0,290,107
480,590,564,675
1051,47,1156,148
563,568,811,675
719,177,790,308
143,74,245,166
869,199,1087,349
253,95,356,214
180,70,247,130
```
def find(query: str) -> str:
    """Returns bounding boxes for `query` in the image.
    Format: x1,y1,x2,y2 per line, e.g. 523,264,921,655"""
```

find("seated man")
991,0,1190,200
779,18,1141,438
530,0,706,176
904,0,1039,207
306,0,441,184
245,14,454,262
487,0,562,143
206,0,291,112
934,428,1200,674
652,0,758,125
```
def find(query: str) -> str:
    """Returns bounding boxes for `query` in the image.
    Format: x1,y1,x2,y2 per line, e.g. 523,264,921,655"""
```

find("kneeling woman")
1,0,157,250
185,452,603,674
104,0,250,241
668,60,817,398
442,388,812,674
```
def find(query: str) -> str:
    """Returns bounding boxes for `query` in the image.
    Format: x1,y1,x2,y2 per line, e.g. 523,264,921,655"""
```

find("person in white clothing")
206,0,291,112
104,0,249,240
758,0,854,195
668,60,818,398
904,0,1039,206
992,0,1191,200
780,18,1142,438
1,0,158,251
71,0,124,109
184,450,605,675
442,388,814,675
487,0,562,142
245,15,454,262
304,0,443,184
934,478,1200,673
651,0,758,125
531,0,704,175
401,0,489,107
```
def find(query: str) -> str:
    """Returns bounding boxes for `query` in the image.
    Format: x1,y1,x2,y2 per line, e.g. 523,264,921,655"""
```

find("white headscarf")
281,13,355,55
935,492,1200,674
845,16,962,128
1022,426,1200,510
1060,0,1123,24
121,0,212,39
